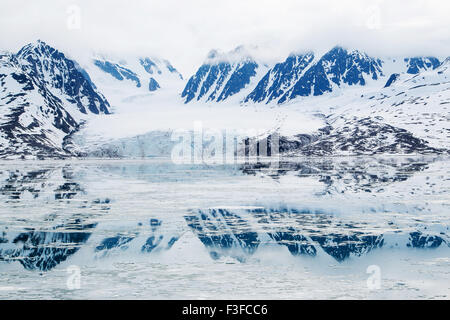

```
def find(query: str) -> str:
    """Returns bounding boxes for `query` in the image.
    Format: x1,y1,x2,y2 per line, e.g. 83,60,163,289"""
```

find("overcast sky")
1,0,449,75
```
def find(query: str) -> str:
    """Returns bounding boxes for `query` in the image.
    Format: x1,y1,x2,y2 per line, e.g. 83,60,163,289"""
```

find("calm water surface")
0,157,449,299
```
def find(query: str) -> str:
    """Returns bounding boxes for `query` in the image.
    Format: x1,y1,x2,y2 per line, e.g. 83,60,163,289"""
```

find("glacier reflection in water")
0,157,449,299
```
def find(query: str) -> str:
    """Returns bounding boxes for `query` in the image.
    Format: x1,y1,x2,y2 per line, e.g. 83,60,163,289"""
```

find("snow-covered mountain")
181,46,269,104
271,55,450,155
17,41,110,115
84,53,184,107
0,40,448,159
244,52,315,104
244,47,444,105
277,46,384,103
246,46,383,104
0,40,110,159
185,45,444,107
404,56,441,74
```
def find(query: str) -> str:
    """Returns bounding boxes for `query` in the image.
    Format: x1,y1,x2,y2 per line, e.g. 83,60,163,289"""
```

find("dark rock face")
243,46,383,104
243,49,442,105
182,64,213,103
408,232,444,248
404,57,441,74
0,56,78,158
279,47,383,103
245,53,314,103
148,77,160,91
384,73,400,88
217,61,257,101
182,53,259,103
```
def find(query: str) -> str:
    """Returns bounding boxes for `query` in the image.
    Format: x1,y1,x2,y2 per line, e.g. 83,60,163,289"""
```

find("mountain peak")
182,46,264,103
17,40,57,57
203,45,258,65
15,40,110,115
268,46,383,103
0,40,112,159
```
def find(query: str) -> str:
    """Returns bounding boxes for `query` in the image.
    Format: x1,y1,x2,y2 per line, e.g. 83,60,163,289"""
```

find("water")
0,157,449,299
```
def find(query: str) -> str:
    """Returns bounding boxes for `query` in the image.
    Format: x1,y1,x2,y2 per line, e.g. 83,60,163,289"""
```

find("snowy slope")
83,53,184,110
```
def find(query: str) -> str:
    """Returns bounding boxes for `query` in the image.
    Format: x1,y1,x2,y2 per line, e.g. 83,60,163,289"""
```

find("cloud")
0,0,449,75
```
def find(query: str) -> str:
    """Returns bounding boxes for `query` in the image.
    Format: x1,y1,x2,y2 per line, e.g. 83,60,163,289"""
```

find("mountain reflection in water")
0,157,448,273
